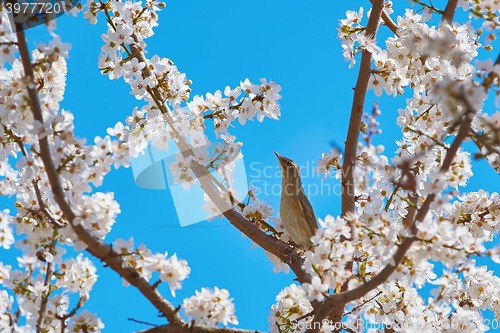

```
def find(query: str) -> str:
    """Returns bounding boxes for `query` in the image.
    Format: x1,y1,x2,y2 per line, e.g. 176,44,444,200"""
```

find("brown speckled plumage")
275,152,318,249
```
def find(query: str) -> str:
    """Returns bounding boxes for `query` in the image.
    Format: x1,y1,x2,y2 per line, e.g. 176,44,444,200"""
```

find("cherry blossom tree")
1,0,500,332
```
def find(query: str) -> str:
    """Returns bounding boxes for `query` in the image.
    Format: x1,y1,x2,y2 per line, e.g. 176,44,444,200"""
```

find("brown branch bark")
35,259,53,333
402,164,419,229
341,0,384,218
369,0,398,34
15,23,183,328
304,1,385,332
442,0,459,24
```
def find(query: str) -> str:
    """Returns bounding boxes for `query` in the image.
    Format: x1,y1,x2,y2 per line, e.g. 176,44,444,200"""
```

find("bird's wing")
298,187,318,233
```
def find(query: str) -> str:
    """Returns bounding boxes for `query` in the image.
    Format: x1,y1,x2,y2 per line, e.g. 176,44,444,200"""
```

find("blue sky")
2,1,500,332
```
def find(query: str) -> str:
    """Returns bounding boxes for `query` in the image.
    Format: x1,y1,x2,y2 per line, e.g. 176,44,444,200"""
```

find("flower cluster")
113,237,190,296
268,284,313,333
90,0,284,221
301,216,355,299
56,253,98,297
72,192,121,241
66,310,105,333
315,147,343,180
182,287,238,327
0,209,14,249
0,288,13,330
340,8,480,98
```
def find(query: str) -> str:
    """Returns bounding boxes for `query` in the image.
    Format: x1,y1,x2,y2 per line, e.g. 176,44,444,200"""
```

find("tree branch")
341,0,384,217
442,0,458,24
12,137,65,229
15,22,183,328
310,97,475,331
306,1,385,332
369,0,398,34
402,164,419,229
35,247,54,333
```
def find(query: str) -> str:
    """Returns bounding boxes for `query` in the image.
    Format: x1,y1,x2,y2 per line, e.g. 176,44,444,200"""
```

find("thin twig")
57,296,86,333
128,318,157,327
342,290,382,317
291,310,315,324
402,165,419,229
12,138,64,228
36,236,56,333
33,179,65,228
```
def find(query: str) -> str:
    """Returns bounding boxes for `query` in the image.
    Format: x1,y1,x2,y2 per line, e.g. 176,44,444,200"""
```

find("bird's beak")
275,151,284,169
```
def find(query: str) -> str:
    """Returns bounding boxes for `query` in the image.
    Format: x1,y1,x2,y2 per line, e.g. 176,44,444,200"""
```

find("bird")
275,151,318,249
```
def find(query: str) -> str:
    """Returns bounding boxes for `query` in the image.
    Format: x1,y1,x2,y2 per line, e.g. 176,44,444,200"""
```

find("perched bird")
275,151,318,249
